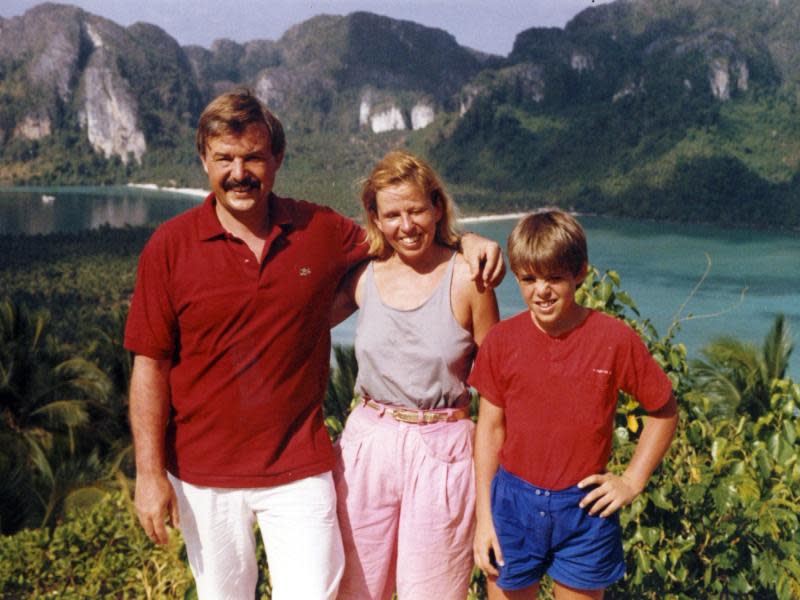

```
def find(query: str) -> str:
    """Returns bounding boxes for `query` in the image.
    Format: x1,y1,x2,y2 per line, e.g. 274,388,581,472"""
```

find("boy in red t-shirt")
469,209,678,599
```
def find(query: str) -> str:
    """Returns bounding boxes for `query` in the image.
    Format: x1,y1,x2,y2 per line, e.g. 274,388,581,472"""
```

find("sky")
0,0,614,56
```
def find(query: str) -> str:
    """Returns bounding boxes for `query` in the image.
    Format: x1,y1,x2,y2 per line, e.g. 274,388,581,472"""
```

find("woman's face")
373,181,442,261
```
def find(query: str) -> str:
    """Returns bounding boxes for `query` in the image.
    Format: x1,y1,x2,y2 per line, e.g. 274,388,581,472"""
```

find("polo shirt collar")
197,192,294,241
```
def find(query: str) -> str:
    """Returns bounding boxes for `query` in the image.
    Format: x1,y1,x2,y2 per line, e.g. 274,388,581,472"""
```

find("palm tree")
0,431,35,533
690,314,794,419
0,297,113,531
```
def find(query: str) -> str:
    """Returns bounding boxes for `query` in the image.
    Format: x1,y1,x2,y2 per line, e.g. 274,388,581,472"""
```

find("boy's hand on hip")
577,472,640,518
473,518,504,577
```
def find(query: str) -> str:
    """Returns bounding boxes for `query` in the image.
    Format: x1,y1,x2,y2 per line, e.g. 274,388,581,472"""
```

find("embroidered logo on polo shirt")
592,368,611,375
299,267,312,277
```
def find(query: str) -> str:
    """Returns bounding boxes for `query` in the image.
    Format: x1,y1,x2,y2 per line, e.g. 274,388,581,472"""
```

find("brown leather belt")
364,398,470,424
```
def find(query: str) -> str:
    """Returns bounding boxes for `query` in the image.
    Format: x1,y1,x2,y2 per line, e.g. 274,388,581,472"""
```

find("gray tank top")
354,252,475,410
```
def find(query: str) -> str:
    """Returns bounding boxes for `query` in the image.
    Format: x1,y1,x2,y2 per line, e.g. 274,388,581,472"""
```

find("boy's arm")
473,397,506,577
578,394,678,517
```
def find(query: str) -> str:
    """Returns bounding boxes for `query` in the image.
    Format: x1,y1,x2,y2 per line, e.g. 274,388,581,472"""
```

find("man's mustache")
223,176,260,191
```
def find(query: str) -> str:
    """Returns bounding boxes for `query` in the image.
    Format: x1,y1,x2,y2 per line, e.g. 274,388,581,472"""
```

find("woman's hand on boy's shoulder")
459,232,505,288
577,472,642,518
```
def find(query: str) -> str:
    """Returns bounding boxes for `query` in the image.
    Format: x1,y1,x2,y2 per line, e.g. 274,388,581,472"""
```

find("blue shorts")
491,467,625,591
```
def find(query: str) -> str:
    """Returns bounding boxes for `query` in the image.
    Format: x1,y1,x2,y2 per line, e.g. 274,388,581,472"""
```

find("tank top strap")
361,260,378,305
430,250,458,311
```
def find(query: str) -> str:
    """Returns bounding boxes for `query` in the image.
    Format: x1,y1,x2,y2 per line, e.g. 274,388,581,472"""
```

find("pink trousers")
334,402,476,600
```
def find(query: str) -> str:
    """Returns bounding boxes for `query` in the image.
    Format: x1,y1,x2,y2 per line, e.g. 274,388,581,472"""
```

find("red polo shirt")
124,193,368,487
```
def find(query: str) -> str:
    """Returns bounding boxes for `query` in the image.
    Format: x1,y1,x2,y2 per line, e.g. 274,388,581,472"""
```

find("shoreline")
126,183,208,198
458,212,529,224
45,184,798,233
126,183,529,222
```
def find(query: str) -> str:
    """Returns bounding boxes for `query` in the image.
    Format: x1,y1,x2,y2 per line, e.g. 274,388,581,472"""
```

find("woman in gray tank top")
332,151,499,599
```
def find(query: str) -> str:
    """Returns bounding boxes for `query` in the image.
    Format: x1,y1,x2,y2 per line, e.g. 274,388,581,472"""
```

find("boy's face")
515,264,588,336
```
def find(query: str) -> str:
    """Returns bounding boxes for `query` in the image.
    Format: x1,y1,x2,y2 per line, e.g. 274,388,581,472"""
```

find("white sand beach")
127,183,208,198
458,212,529,224
126,184,530,222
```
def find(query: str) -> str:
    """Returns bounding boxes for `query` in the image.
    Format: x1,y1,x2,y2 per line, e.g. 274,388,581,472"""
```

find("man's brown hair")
195,89,285,157
507,208,588,277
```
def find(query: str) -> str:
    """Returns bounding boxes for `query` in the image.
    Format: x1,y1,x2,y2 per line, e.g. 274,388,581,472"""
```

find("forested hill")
0,0,799,227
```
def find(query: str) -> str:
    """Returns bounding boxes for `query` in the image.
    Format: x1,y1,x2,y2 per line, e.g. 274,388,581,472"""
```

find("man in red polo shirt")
125,90,503,599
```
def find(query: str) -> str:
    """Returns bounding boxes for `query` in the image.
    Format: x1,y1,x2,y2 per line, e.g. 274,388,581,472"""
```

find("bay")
0,185,201,235
1,186,797,376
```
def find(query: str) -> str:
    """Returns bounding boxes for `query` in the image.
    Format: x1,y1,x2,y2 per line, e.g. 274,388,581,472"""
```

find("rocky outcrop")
570,51,593,72
14,114,52,140
410,102,435,130
670,30,753,101
459,84,482,116
357,93,435,133
78,51,146,163
0,4,84,102
0,3,199,162
612,79,644,102
358,90,420,133
370,106,406,133
709,58,732,100
708,57,749,100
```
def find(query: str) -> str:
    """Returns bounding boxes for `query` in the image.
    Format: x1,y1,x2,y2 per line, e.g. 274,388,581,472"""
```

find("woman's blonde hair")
360,150,460,257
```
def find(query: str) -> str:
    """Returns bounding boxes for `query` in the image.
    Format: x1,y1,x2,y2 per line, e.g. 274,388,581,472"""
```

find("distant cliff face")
496,0,783,109
186,11,485,134
0,3,200,164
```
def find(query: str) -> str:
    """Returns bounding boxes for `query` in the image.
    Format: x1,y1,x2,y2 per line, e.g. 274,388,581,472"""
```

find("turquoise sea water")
1,187,798,375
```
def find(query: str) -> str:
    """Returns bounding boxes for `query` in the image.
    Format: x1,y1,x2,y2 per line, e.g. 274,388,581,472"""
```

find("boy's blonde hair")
360,150,461,258
508,208,588,277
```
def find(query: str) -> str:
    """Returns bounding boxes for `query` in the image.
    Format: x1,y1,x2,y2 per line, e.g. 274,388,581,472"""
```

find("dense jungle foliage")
0,229,798,598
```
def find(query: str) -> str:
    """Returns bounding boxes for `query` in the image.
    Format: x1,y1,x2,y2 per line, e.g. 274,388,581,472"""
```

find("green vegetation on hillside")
427,88,800,227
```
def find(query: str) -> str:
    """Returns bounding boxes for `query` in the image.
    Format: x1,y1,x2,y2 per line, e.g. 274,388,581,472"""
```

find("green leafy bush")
0,492,193,598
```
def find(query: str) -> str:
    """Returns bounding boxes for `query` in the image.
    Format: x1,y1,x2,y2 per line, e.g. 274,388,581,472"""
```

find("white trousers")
169,472,344,600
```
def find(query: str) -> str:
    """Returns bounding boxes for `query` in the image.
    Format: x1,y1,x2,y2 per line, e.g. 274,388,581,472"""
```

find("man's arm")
129,354,179,545
578,395,678,517
473,397,506,577
460,232,506,288
330,262,367,328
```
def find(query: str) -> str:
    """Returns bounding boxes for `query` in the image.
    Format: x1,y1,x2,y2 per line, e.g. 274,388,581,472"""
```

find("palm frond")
762,313,793,381
30,399,90,429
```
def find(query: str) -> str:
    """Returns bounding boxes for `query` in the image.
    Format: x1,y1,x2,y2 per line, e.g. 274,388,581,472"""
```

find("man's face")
201,122,283,221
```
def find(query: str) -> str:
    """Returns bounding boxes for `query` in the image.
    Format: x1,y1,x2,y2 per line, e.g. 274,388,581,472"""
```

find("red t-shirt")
124,193,367,487
468,309,672,490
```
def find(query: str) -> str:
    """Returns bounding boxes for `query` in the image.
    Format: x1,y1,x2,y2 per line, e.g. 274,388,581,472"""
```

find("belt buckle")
394,409,417,423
